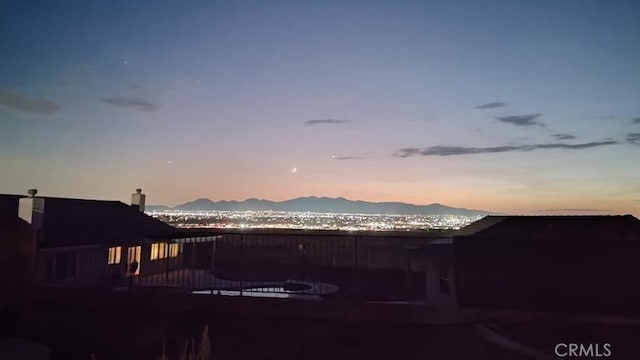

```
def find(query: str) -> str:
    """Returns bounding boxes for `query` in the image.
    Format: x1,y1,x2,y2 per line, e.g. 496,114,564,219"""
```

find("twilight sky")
1,0,639,215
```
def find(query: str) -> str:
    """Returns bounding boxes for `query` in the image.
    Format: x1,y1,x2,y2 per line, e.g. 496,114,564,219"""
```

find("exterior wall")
410,244,456,307
138,241,182,276
138,243,155,275
17,198,45,247
37,239,192,288
37,242,171,286
38,245,108,285
424,262,456,307
0,219,35,312
18,197,45,225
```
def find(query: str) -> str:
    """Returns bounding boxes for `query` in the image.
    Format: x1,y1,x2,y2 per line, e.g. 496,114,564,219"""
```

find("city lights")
148,209,482,231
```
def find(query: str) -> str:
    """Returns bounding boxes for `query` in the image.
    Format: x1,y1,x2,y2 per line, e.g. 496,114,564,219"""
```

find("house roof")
454,216,511,236
455,215,640,243
0,216,31,239
36,197,175,247
0,194,26,200
0,194,25,219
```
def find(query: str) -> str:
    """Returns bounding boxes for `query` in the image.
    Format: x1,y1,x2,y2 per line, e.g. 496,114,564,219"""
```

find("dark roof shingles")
456,215,640,243
40,198,174,247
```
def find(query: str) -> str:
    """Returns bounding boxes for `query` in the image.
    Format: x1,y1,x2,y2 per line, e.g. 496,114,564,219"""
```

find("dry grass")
91,325,211,360
167,324,211,360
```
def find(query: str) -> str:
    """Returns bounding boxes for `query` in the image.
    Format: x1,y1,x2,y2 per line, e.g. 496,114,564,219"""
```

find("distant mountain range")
146,196,498,216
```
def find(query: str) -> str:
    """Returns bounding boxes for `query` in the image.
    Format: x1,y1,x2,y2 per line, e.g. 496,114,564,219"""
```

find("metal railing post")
191,239,196,288
355,236,359,290
240,234,244,297
165,241,170,286
211,236,217,272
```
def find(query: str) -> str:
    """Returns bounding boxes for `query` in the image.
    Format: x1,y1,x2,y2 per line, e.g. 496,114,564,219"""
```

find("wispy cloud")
540,208,609,212
496,113,544,127
0,90,61,115
632,117,640,124
60,64,96,86
332,155,363,160
304,119,354,125
394,140,618,157
554,133,576,140
626,133,640,145
475,102,507,109
395,146,519,157
102,97,160,111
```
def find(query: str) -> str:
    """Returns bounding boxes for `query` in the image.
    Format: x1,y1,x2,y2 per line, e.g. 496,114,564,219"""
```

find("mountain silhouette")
148,196,498,216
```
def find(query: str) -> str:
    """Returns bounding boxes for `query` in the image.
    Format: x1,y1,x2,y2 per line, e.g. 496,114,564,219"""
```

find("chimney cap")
27,189,38,197
135,188,142,194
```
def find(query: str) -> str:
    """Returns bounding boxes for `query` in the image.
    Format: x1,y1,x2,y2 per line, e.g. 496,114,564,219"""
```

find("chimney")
19,189,45,224
131,188,146,213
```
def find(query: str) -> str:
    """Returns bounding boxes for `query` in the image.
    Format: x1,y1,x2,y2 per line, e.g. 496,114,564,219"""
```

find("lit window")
159,243,167,259
151,242,169,260
169,243,179,257
151,243,159,260
108,246,121,264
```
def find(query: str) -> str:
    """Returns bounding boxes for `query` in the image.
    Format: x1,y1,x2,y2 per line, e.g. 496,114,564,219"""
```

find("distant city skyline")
151,209,481,231
1,1,639,216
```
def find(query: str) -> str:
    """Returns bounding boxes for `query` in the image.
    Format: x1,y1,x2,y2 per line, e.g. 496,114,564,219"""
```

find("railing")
38,233,429,301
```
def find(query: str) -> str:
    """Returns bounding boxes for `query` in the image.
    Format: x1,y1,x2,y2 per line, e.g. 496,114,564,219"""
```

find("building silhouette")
454,215,640,315
2,189,640,317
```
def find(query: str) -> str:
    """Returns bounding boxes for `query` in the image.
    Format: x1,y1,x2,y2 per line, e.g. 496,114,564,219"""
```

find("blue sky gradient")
1,0,639,214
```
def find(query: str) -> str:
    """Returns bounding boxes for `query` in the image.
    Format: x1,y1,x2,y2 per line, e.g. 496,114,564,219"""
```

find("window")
128,246,141,275
151,243,159,260
169,243,179,257
160,243,167,258
150,242,169,260
439,264,450,294
108,246,121,264
151,243,158,260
